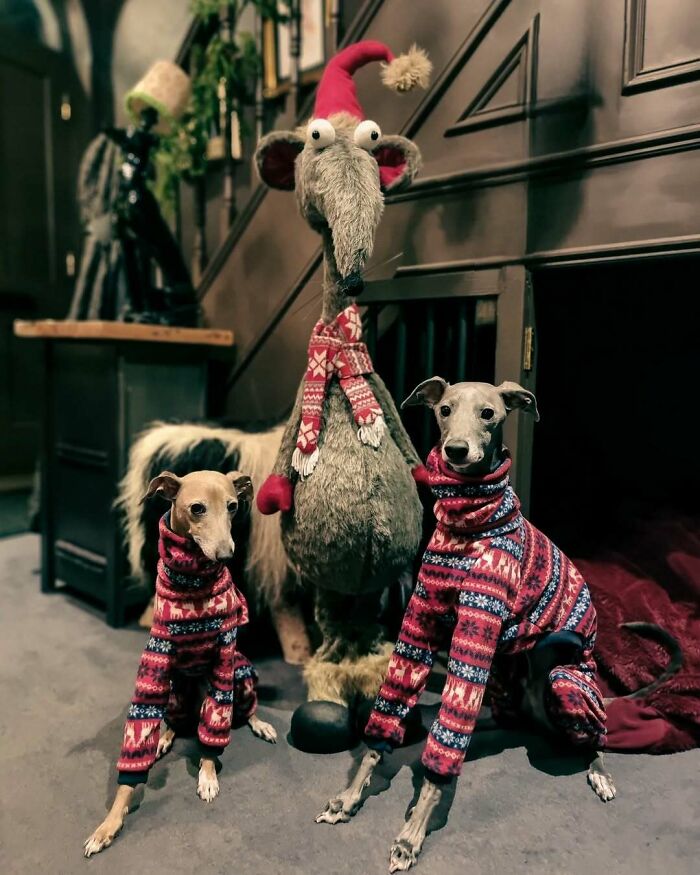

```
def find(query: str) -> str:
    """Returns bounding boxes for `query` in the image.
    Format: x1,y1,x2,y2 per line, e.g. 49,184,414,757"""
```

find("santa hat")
313,40,431,120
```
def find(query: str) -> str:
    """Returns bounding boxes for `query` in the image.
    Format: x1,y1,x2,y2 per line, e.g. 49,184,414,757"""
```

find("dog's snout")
340,271,364,296
215,541,235,561
444,441,469,463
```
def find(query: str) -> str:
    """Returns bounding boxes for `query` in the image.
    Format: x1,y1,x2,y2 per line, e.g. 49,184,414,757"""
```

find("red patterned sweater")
365,447,605,777
117,514,256,785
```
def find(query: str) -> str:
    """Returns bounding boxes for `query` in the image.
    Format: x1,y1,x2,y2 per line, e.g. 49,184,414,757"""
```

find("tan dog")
84,470,276,858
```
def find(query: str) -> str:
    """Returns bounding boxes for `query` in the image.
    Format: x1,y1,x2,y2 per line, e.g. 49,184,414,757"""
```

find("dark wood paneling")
199,0,700,436
623,0,700,93
0,29,88,478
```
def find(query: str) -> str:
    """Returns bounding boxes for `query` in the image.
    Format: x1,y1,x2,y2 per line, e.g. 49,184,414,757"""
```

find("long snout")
322,157,384,292
443,438,484,469
193,528,235,562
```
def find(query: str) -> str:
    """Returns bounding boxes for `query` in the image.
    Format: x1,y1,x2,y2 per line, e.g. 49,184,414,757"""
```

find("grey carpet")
0,533,698,875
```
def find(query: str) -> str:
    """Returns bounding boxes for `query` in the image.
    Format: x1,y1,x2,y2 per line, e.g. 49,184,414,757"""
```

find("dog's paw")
389,838,418,872
587,769,616,802
83,819,122,858
156,727,175,759
197,768,219,803
315,796,357,825
248,715,277,744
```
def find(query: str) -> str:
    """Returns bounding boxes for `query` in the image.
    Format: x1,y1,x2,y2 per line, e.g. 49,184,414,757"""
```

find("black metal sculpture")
108,106,198,326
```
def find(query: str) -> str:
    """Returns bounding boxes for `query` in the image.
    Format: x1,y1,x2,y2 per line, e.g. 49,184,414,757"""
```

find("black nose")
445,441,469,463
341,271,364,296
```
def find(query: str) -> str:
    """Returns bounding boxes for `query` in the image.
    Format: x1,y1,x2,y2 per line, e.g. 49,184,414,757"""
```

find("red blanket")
576,514,700,753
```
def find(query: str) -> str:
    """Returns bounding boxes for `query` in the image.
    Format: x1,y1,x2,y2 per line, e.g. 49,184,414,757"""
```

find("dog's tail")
618,622,683,699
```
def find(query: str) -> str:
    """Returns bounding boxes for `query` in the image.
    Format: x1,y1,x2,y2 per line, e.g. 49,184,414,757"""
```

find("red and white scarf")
292,303,384,477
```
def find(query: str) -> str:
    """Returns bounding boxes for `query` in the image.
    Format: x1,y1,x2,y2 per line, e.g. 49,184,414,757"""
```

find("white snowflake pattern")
344,308,362,340
297,420,317,449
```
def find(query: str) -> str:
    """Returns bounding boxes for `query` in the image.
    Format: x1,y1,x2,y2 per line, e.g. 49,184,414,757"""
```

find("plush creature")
254,41,431,739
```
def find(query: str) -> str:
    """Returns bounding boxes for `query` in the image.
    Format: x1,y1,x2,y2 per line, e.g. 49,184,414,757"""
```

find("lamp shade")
124,60,191,133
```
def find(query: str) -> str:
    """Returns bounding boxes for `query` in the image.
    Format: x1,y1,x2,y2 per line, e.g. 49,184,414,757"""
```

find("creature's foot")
587,752,616,802
156,726,175,759
83,816,124,858
248,714,277,743
315,750,382,825
291,701,355,754
197,758,219,803
388,778,444,873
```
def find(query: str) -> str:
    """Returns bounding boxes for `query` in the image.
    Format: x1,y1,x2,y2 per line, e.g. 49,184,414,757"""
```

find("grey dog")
317,378,682,873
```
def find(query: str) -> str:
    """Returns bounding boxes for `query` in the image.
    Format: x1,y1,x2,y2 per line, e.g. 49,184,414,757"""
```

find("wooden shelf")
14,319,234,347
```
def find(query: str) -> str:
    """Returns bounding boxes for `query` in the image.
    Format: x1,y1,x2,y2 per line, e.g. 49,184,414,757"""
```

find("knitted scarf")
154,513,248,627
292,302,384,477
425,446,523,539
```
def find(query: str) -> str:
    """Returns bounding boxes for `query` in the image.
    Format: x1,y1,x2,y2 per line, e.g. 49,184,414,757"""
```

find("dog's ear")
497,381,540,421
142,471,182,503
254,130,304,190
402,376,448,409
227,471,254,503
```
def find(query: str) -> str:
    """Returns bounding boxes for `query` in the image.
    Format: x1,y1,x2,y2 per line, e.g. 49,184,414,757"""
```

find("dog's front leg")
389,776,446,872
83,785,134,857
248,713,277,743
197,757,220,802
316,748,382,824
587,751,616,802
156,725,176,758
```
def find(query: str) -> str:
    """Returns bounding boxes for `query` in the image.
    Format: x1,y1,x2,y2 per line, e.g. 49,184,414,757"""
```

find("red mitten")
411,464,431,487
256,474,294,515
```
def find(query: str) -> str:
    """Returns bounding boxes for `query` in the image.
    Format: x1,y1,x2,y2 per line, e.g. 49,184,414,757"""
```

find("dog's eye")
481,408,495,420
227,502,237,514
439,405,451,417
190,503,206,516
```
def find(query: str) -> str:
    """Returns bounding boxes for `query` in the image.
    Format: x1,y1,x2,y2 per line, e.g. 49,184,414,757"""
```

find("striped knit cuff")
423,767,455,786
117,770,148,787
365,737,394,754
199,742,225,758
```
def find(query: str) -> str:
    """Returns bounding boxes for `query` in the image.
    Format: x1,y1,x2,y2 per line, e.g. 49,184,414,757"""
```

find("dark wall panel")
199,0,700,424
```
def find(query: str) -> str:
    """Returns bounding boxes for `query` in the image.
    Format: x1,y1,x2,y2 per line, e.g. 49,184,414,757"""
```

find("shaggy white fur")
381,45,432,93
116,422,292,606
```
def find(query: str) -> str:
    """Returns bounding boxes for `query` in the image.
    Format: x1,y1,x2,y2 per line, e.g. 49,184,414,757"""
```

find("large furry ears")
374,135,421,192
497,381,540,421
227,471,254,503
255,130,304,190
142,471,182,503
401,376,448,409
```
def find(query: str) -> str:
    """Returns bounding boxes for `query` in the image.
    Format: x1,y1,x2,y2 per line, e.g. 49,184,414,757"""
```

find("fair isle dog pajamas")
116,515,258,786
365,447,607,778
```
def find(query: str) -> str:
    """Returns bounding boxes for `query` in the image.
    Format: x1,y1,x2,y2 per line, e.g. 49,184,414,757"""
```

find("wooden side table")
14,320,234,626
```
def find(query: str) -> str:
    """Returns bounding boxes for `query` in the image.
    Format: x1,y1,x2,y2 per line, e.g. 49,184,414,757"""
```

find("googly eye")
353,119,382,150
306,119,335,149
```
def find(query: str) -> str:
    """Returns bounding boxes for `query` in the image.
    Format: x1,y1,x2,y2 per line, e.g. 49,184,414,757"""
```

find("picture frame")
263,0,327,98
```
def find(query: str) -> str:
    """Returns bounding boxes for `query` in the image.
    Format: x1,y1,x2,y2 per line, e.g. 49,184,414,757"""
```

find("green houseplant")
153,0,287,214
